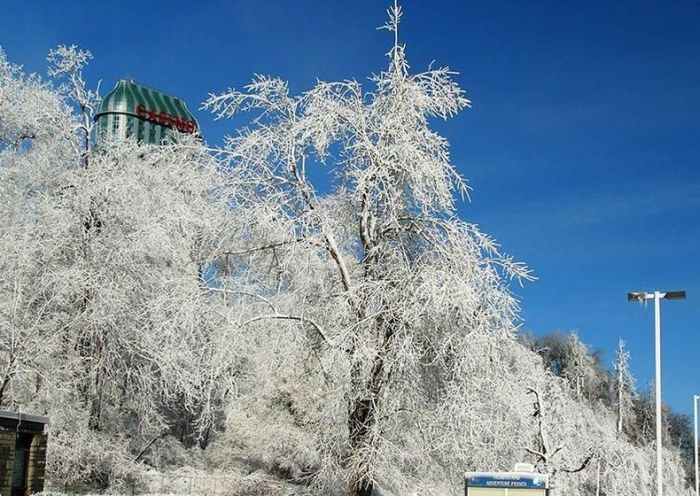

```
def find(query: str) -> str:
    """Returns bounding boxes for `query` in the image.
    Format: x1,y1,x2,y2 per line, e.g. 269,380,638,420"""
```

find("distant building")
0,410,49,496
95,79,199,145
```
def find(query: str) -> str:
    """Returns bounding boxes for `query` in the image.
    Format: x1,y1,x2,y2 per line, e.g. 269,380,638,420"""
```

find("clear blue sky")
2,0,699,416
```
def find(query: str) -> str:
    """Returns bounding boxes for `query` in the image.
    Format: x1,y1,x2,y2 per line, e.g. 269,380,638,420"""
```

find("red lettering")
173,116,185,131
135,104,195,133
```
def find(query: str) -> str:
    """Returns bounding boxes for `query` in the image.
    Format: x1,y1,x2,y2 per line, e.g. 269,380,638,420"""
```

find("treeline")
522,330,696,487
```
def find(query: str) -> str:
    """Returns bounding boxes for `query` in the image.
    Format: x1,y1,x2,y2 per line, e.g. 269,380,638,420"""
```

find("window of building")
112,115,121,138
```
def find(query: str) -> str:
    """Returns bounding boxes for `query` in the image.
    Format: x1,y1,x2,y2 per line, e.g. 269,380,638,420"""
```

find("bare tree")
205,3,532,495
613,338,636,434
0,47,241,487
47,45,100,164
525,384,595,494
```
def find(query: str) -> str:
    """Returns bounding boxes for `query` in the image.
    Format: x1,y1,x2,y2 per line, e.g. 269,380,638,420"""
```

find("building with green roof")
95,80,199,145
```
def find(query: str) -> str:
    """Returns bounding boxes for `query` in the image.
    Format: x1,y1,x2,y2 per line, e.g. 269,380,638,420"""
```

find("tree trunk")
88,362,104,431
349,476,373,496
347,322,394,496
0,373,11,406
348,391,376,496
348,416,373,496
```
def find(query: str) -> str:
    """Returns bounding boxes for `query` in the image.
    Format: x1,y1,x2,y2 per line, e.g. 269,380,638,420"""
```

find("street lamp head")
664,291,686,300
628,292,649,302
627,290,686,301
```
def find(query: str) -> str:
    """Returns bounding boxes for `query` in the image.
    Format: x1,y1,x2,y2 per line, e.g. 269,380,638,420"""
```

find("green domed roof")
96,79,198,133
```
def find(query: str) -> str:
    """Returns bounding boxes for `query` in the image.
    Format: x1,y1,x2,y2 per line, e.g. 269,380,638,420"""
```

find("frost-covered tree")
532,331,608,403
205,3,533,495
523,379,597,495
47,44,100,163
0,47,77,408
0,46,240,487
612,337,636,434
562,332,600,401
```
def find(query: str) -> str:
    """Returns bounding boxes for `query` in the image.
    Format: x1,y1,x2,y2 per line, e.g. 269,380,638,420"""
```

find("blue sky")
2,0,699,416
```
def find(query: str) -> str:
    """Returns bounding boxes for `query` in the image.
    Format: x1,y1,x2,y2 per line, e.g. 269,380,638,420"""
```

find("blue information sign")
465,472,548,489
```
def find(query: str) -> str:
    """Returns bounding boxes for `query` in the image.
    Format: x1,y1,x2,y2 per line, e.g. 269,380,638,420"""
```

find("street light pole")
628,290,686,496
654,292,663,496
694,394,699,496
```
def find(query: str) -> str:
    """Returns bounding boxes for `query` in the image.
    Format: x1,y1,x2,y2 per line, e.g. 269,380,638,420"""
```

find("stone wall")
0,412,49,496
26,433,47,495
0,428,16,496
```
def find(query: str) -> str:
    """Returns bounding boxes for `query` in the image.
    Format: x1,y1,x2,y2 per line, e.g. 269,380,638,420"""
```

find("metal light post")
627,290,686,496
694,394,699,496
